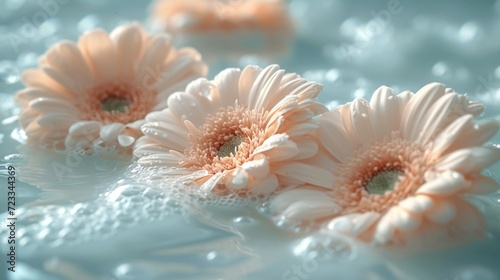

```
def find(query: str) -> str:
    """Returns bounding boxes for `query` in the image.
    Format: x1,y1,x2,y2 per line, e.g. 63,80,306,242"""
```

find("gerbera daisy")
133,64,330,196
149,0,294,58
15,22,207,153
271,83,500,247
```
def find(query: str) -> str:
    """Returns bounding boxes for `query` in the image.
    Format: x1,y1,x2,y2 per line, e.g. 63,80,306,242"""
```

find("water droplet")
205,251,234,265
233,216,254,224
258,201,271,215
0,60,20,84
113,263,155,280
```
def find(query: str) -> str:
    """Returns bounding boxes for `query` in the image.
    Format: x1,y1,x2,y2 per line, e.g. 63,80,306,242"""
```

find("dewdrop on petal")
149,0,294,59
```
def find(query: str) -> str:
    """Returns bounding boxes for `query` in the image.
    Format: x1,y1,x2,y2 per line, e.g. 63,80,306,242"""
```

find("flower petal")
78,28,118,82
398,195,434,213
425,200,456,224
390,207,422,231
326,212,380,236
241,154,270,179
436,147,500,174
100,123,126,143
274,162,335,188
36,113,78,130
316,110,356,163
111,22,144,80
141,121,189,151
68,121,102,136
468,175,499,194
225,168,249,190
369,86,400,140
401,83,445,142
416,171,469,196
248,174,279,196
271,189,340,221
118,135,136,147
253,134,299,161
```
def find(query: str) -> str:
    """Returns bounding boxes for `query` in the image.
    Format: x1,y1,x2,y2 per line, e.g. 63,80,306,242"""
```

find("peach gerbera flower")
15,22,207,153
149,0,294,57
271,83,500,247
133,64,329,196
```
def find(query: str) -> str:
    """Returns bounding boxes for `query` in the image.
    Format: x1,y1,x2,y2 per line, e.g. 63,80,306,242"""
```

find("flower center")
218,135,244,158
181,105,268,174
333,132,429,214
78,83,156,124
365,169,403,195
101,97,130,113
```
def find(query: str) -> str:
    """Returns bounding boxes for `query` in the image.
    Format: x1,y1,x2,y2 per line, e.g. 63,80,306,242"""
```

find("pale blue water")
1,0,500,279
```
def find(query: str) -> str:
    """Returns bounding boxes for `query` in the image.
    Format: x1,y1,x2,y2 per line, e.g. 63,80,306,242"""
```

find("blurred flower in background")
149,0,294,59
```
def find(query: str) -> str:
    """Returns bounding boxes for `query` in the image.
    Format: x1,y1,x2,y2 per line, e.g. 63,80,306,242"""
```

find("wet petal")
416,171,469,196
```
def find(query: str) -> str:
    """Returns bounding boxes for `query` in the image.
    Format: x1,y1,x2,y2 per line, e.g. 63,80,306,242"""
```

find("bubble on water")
0,60,20,84
1,182,186,249
293,233,356,261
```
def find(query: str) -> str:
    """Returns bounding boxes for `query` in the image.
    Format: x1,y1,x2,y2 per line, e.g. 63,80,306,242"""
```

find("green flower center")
365,169,402,195
218,135,244,158
101,97,130,113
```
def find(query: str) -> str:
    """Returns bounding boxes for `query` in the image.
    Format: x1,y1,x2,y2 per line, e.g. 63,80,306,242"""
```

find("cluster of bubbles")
0,182,182,250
